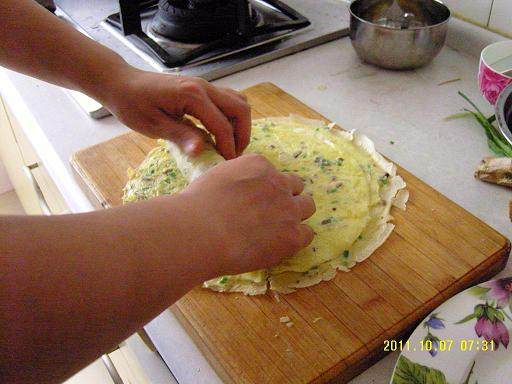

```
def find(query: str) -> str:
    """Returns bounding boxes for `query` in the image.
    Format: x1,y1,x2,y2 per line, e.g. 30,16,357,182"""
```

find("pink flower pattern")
484,277,512,307
478,61,512,105
475,317,510,349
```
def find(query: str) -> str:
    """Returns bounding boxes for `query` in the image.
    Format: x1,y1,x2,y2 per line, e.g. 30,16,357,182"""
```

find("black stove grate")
105,0,310,68
150,0,261,43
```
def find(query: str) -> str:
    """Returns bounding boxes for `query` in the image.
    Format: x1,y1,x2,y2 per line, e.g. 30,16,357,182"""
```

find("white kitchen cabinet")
0,159,12,193
63,359,114,384
0,96,68,215
62,345,151,384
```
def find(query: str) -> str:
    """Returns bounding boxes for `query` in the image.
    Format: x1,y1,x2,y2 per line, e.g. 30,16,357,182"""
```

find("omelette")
123,116,408,295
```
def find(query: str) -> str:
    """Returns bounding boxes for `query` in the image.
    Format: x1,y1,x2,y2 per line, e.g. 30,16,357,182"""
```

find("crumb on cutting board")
280,316,291,323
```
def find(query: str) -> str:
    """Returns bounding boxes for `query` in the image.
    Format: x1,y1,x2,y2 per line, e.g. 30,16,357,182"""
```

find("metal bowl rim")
349,0,451,31
495,82,512,146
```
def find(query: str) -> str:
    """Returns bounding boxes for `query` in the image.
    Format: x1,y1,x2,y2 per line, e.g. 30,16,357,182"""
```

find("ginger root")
475,157,512,188
475,157,512,222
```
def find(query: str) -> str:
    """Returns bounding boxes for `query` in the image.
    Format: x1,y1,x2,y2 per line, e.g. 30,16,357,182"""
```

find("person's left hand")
97,66,251,159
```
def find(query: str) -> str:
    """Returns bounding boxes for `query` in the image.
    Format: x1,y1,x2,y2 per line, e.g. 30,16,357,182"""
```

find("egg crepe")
123,116,407,295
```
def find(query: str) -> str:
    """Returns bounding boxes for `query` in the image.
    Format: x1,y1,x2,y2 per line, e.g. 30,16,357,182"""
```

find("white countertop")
1,16,511,384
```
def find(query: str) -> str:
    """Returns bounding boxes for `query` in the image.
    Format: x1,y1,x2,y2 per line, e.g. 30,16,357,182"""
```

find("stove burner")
105,0,310,68
150,0,260,43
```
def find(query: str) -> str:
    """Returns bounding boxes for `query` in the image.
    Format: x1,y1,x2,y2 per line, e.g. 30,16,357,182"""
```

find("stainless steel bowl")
349,0,451,70
495,82,512,146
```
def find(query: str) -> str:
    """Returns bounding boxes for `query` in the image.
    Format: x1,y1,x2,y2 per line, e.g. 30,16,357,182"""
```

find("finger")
278,172,304,195
293,194,316,220
206,86,252,156
153,111,210,156
184,96,236,159
296,224,315,249
210,91,251,156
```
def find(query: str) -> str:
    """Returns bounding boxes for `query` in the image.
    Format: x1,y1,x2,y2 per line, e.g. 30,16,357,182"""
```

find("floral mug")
479,40,512,105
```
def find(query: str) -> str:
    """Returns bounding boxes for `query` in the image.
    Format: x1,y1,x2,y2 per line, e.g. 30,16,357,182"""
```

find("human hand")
178,154,316,277
98,66,251,159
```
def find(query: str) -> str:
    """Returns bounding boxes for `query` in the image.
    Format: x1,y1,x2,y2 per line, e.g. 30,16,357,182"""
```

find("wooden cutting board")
71,83,510,384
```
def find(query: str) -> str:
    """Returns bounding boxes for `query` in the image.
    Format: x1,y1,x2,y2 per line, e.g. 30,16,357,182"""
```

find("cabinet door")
3,97,38,167
32,165,69,214
63,359,115,384
0,97,45,214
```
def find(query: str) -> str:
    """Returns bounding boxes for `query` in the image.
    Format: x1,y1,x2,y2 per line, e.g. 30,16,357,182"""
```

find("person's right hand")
178,154,316,277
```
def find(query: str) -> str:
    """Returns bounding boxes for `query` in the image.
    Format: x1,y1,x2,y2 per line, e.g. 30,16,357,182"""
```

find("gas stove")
99,0,349,78
57,0,349,79
104,0,311,70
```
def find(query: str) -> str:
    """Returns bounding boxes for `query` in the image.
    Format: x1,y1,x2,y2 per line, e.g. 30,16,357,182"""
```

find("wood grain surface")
71,83,510,384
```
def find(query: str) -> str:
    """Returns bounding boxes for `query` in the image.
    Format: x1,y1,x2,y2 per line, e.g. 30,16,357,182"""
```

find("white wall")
444,0,512,37
0,160,13,194
489,0,512,37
